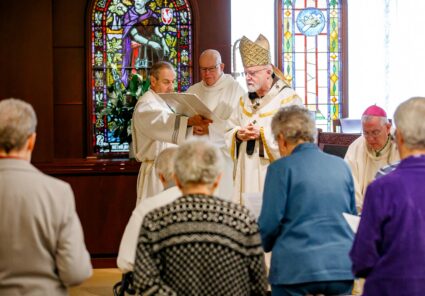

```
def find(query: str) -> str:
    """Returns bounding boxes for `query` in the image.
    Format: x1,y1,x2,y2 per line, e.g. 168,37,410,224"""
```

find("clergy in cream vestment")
225,35,302,204
345,105,399,212
187,49,244,200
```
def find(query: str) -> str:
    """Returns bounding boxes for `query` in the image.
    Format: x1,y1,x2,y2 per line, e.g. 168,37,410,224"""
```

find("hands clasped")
188,114,213,136
237,122,260,141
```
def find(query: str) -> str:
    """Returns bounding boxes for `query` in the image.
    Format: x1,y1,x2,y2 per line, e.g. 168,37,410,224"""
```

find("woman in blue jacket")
258,105,356,296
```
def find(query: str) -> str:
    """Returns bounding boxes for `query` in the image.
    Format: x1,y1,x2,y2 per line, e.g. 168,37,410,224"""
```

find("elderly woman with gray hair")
133,139,268,296
258,105,356,296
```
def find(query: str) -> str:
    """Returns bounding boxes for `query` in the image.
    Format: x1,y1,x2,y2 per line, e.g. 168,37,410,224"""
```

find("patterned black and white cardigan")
133,194,268,296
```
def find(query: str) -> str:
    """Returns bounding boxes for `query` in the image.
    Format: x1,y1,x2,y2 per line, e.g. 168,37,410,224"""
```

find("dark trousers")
271,280,353,296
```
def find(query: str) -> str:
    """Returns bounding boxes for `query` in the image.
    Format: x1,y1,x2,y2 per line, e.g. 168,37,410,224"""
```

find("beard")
246,81,260,92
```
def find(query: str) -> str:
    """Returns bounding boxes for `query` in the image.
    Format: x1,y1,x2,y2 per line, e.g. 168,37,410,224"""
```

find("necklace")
374,135,391,157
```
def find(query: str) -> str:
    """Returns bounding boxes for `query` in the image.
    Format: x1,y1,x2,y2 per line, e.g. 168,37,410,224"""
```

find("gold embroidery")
280,94,298,105
260,127,274,162
230,130,238,161
240,98,253,117
240,94,299,119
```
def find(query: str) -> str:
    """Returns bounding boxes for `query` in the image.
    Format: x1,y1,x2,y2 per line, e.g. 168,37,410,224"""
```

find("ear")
150,75,157,89
385,122,392,132
277,134,287,156
395,129,404,146
212,173,222,191
159,173,166,184
27,133,37,153
173,174,183,190
219,63,225,71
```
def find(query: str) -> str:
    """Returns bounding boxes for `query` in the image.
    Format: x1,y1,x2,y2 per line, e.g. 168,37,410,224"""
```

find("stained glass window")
90,0,193,153
280,0,343,131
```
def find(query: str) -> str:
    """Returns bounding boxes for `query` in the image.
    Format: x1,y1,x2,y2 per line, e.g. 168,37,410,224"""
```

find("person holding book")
187,49,244,200
131,61,211,205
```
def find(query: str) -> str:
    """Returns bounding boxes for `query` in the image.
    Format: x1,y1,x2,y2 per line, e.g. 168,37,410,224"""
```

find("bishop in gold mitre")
225,34,303,205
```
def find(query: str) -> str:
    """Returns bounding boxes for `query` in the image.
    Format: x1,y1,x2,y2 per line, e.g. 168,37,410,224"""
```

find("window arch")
277,0,346,131
89,0,193,154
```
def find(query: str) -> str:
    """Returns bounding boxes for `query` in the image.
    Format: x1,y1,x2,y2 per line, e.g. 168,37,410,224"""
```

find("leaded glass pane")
91,0,193,153
281,0,342,131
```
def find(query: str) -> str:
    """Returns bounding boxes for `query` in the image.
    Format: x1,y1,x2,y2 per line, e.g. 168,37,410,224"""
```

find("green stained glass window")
90,0,193,153
280,0,343,131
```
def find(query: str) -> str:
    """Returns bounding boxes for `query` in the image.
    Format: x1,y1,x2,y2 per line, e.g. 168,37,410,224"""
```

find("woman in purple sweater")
350,97,425,296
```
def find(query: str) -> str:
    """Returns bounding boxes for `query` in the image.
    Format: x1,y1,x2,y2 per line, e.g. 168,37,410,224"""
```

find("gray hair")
394,96,425,150
155,147,178,183
0,98,37,153
149,61,175,79
271,105,315,143
361,115,389,126
174,140,222,187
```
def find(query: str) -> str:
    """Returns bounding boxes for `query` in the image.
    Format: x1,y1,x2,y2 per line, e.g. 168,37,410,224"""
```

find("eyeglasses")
363,129,383,138
243,68,268,78
200,64,220,73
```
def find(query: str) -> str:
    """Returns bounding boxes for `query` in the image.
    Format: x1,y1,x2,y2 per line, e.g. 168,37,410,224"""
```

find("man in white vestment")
345,105,399,213
132,61,212,205
117,147,180,273
225,34,303,204
187,49,245,200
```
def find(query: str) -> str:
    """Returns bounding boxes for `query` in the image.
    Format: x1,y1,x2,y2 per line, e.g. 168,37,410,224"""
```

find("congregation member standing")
225,34,302,204
132,61,211,205
345,105,399,212
0,98,92,295
259,106,356,296
351,97,425,296
187,49,244,200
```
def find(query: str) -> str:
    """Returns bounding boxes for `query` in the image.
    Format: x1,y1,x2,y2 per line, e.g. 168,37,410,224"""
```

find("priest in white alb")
132,61,212,205
187,49,244,200
225,34,303,205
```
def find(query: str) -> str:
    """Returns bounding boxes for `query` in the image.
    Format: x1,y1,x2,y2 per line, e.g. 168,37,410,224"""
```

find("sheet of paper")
158,92,221,123
342,212,361,233
243,192,263,220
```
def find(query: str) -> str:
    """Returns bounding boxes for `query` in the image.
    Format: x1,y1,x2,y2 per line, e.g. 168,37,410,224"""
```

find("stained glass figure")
90,0,193,153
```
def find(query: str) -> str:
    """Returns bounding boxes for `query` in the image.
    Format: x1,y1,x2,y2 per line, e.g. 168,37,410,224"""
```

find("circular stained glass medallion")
296,8,326,36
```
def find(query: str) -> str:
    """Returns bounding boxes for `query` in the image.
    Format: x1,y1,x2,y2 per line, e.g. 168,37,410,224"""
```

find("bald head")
199,49,224,86
200,49,222,64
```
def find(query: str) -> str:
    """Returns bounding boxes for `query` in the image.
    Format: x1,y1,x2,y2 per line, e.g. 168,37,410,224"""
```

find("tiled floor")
69,268,121,296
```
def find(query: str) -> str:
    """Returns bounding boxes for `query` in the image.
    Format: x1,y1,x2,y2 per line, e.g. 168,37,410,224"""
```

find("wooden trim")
188,0,200,83
34,159,140,175
341,0,349,118
317,132,360,149
276,0,283,69
85,0,96,157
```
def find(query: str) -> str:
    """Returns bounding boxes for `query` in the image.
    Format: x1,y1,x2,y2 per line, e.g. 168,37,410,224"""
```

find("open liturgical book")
158,92,222,123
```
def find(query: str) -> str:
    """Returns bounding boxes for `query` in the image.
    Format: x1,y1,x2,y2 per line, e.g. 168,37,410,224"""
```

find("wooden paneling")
53,48,85,104
0,0,54,162
52,0,86,47
195,0,232,77
54,104,85,159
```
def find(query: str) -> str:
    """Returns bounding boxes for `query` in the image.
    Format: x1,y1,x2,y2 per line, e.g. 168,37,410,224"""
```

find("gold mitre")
239,34,271,67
